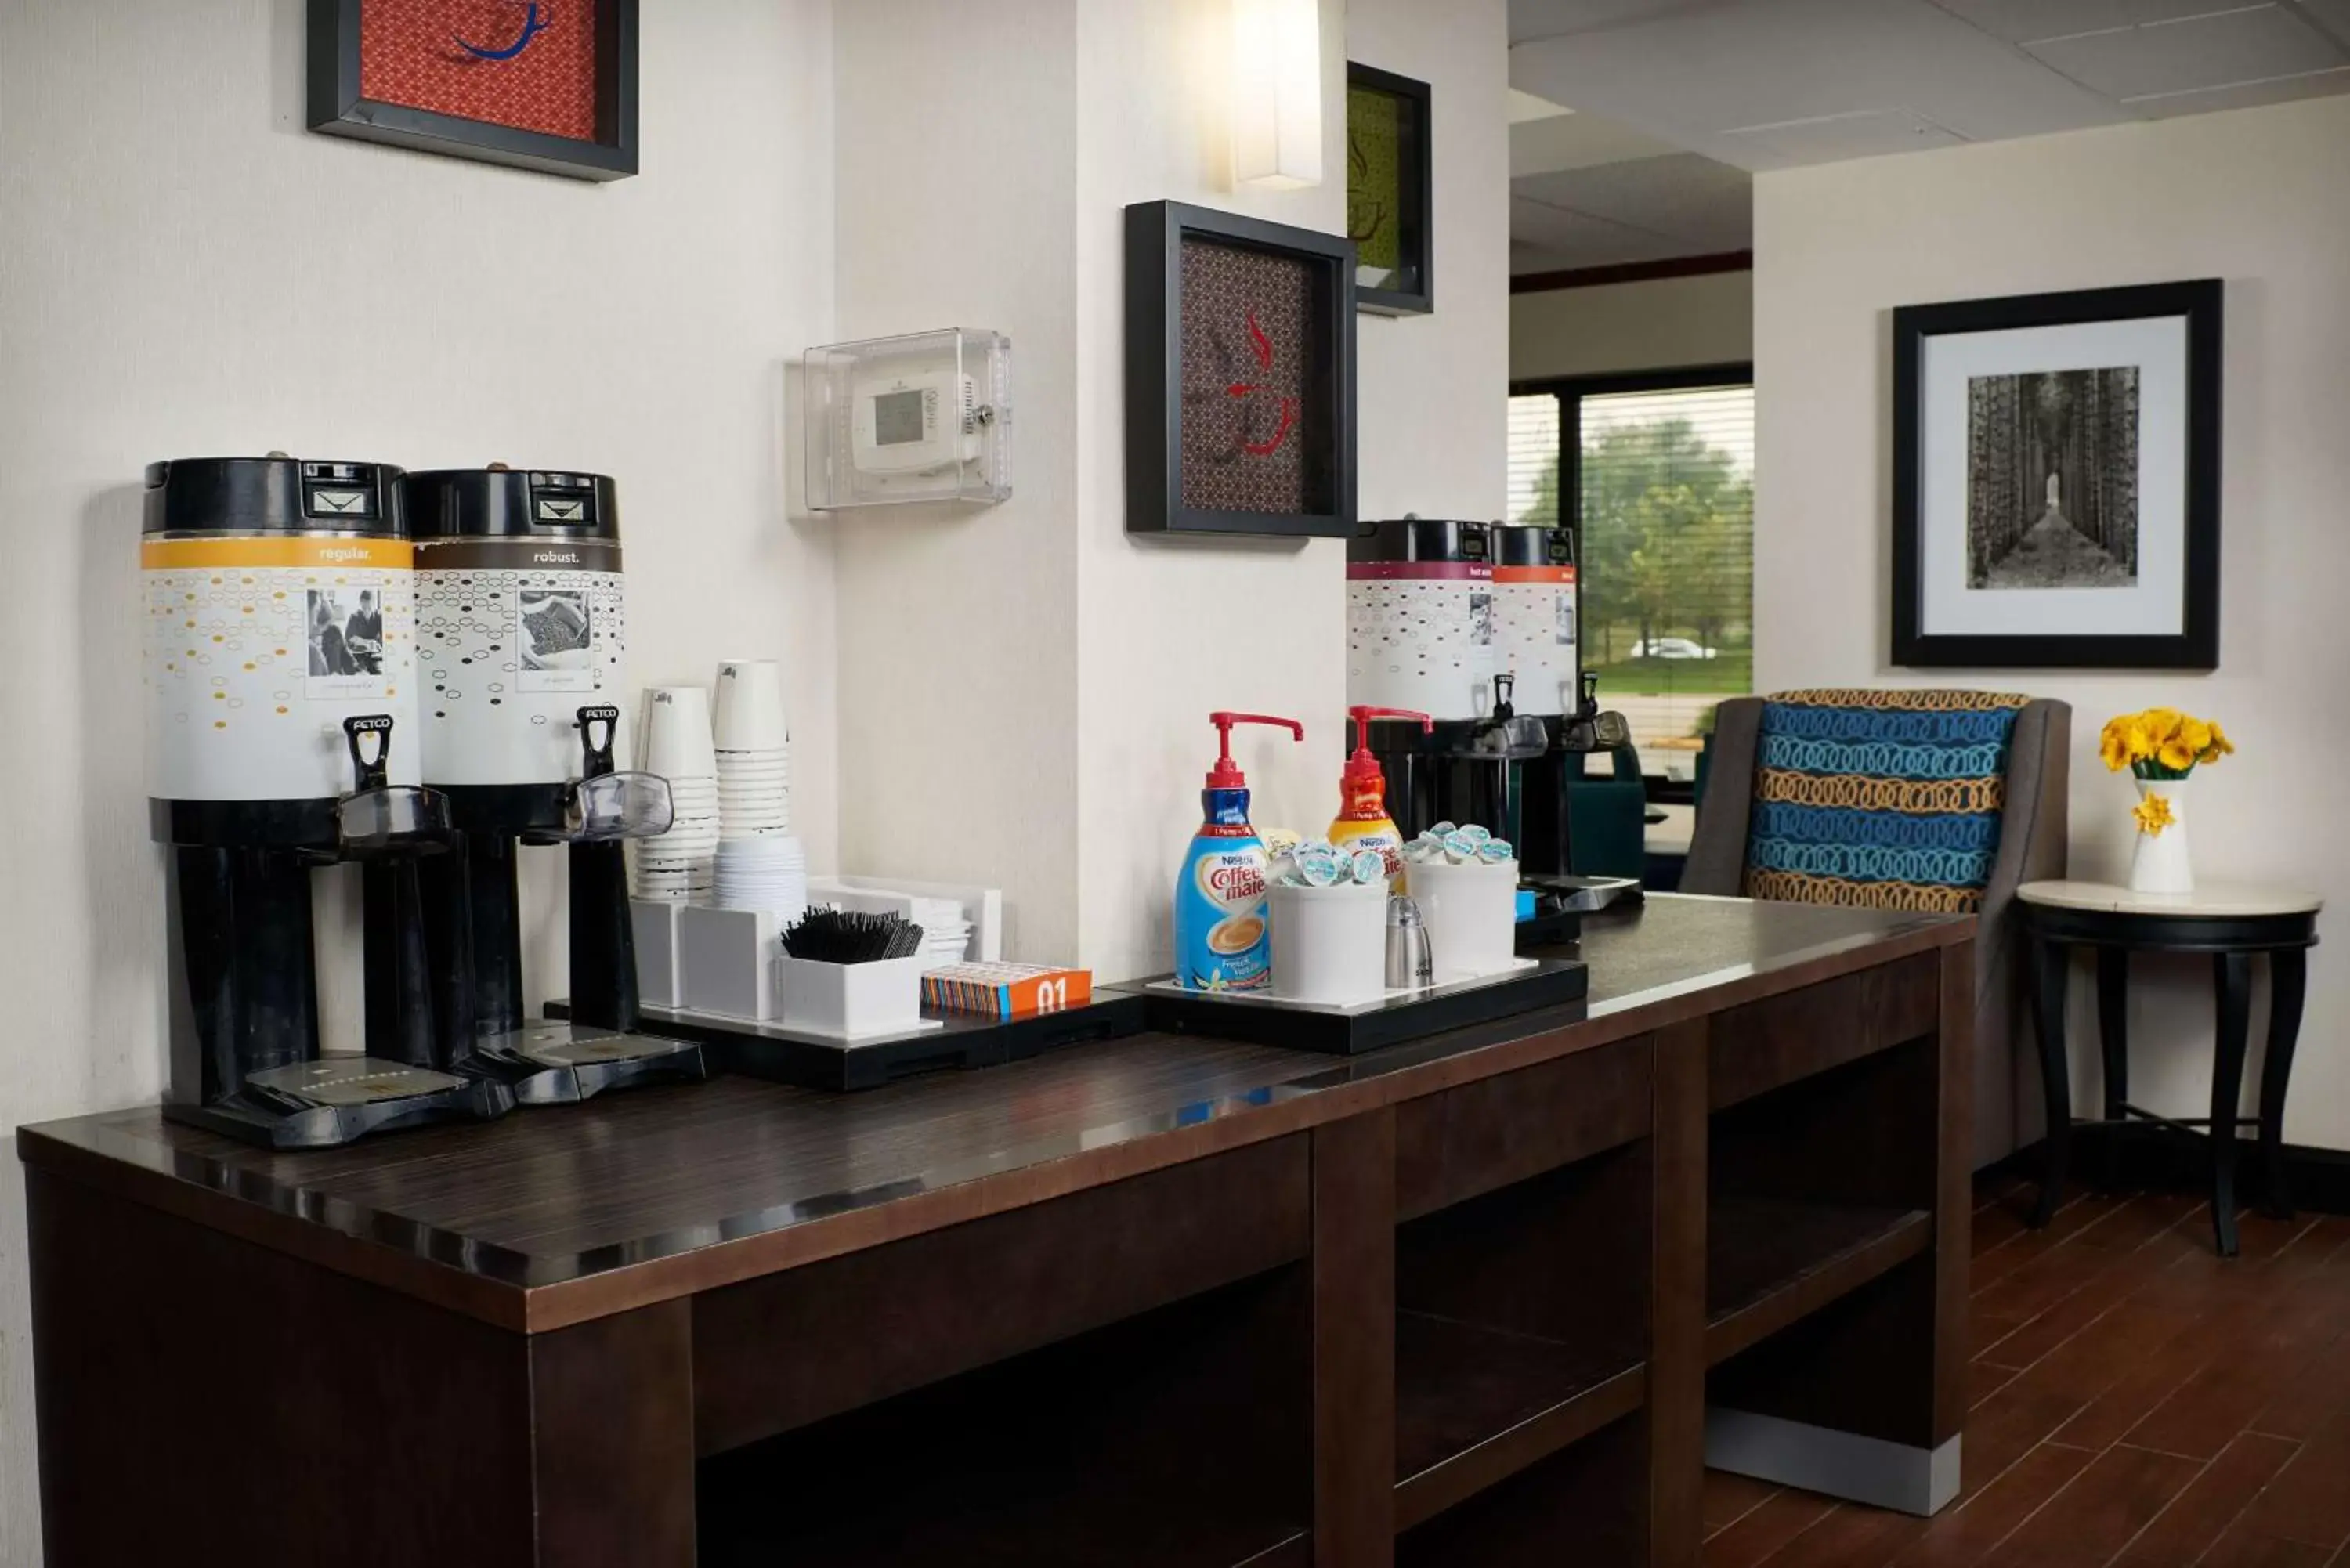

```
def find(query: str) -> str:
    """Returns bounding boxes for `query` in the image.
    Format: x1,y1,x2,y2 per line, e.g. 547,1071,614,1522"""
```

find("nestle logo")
533,551,580,564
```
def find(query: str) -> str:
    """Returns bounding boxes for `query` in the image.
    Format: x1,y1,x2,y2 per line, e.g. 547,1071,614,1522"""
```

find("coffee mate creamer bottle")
1327,704,1432,887
1173,713,1303,991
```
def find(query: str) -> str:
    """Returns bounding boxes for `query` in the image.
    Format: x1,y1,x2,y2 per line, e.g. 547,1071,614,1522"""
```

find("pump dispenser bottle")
1173,712,1303,991
1329,706,1432,883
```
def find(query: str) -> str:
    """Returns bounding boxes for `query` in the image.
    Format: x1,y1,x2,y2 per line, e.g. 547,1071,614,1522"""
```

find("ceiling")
1507,0,2350,276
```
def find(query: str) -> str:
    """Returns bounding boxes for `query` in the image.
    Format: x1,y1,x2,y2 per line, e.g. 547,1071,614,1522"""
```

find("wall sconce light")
1231,0,1322,190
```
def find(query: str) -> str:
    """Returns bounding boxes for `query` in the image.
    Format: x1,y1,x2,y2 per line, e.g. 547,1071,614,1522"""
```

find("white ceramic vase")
2128,775,2194,895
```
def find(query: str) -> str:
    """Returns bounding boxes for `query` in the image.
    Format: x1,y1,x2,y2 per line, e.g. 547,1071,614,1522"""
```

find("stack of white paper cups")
632,685,720,900
712,659,790,836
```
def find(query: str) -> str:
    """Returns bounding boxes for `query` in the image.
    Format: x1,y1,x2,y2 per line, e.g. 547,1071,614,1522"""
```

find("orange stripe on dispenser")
139,537,414,571
1494,565,1576,584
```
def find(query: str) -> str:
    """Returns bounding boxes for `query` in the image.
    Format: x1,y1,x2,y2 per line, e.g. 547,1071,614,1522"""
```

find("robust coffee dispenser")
406,466,704,1103
145,455,509,1147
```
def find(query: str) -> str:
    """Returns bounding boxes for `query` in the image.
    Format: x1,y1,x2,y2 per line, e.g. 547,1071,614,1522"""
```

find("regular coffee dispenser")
143,454,508,1147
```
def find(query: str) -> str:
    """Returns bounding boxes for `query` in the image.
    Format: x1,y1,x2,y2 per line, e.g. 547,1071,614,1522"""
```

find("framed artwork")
307,0,638,182
1124,201,1357,538
1892,280,2222,670
1347,63,1433,316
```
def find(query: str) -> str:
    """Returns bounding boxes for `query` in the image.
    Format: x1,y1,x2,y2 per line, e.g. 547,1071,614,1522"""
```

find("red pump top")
1205,711,1304,789
1342,706,1433,789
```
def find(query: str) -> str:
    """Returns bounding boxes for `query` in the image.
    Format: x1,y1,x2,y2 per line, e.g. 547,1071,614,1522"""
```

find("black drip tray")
1126,958,1588,1056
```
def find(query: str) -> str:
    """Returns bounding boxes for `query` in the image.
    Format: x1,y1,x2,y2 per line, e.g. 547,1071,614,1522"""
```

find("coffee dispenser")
145,455,509,1147
1494,524,1578,719
1347,518,1519,844
1350,517,1631,887
406,466,704,1102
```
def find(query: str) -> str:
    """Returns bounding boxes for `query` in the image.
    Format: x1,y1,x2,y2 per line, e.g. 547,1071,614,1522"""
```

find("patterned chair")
1683,690,2071,1169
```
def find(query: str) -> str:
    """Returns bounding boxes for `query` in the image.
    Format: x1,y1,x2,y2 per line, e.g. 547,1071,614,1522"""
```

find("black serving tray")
1124,956,1589,1057
548,993,1148,1092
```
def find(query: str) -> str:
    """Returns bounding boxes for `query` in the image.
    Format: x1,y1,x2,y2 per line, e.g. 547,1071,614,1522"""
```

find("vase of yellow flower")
2099,708,2232,896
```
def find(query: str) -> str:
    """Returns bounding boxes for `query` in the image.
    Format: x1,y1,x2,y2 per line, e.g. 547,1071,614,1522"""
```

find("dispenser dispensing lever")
343,714,395,793
576,705,621,781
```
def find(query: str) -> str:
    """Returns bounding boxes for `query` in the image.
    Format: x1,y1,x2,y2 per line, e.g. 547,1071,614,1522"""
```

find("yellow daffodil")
2101,707,2233,779
2132,790,2175,837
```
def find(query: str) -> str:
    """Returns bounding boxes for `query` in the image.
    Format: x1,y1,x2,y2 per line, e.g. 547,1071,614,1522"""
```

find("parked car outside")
1627,637,1719,660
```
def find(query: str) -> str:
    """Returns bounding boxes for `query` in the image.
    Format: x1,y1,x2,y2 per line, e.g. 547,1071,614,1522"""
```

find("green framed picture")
1347,63,1432,316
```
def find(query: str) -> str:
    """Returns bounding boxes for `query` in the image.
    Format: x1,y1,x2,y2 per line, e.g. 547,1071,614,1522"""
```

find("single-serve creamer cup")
1407,856,1520,980
1268,880,1387,1006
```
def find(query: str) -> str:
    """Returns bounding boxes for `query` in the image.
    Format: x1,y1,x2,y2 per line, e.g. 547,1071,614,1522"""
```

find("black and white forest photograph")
1964,367,2139,591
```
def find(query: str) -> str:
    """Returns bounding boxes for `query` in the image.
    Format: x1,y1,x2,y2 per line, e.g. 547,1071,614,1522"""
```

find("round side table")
2017,880,2322,1257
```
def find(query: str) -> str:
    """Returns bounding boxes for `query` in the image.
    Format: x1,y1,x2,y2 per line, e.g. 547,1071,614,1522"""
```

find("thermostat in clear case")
804,328,1011,509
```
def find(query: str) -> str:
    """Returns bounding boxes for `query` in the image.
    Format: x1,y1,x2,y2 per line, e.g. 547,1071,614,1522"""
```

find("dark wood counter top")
18,894,1966,1331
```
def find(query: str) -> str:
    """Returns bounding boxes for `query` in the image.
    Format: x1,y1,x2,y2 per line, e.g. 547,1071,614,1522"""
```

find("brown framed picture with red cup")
307,0,638,182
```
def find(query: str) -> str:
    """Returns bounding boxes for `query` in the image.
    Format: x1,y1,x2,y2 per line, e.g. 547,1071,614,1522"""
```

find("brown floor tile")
2200,1523,2334,1568
1886,1442,2097,1568
2111,1432,2299,1568
1978,1442,2202,1568
2056,1218,2345,1454
1972,1361,2024,1411
1705,1491,1842,1568
1971,1191,2130,1294
1972,1201,2203,1369
2236,1401,2350,1554
1755,1505,1925,1568
1708,1470,1785,1535
2124,1259,2349,1461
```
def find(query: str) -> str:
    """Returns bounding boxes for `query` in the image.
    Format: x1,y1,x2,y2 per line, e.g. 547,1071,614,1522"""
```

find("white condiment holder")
773,954,934,1039
1267,881,1388,1006
681,905,786,1021
1405,857,1522,981
631,898,687,1010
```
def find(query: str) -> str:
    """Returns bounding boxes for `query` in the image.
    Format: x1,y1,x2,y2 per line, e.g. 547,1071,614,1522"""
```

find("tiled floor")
1704,1176,2350,1568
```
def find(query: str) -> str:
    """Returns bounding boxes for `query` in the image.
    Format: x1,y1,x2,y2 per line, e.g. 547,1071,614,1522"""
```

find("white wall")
834,0,1509,983
1352,4,1512,523
1069,0,1508,980
0,2,838,1558
1753,95,2350,1151
1511,269,1752,381
831,0,1083,962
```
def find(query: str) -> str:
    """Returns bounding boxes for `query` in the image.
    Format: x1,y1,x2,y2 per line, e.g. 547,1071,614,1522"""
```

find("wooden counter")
21,894,1974,1567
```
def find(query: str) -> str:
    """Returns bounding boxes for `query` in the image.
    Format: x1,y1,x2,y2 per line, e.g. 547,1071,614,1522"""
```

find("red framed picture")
307,0,638,182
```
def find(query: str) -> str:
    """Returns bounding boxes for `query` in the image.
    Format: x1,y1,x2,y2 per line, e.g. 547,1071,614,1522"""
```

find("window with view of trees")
1507,370,1754,777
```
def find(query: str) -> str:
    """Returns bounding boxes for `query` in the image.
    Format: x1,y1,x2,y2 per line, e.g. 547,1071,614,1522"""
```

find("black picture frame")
1347,62,1434,317
306,0,639,182
1892,280,2222,670
1124,200,1358,538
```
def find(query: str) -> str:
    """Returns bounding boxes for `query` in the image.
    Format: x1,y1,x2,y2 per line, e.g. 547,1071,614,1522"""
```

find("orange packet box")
921,963,1092,1020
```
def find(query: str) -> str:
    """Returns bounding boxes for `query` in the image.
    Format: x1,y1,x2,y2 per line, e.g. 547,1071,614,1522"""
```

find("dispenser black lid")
405,467,621,543
143,456,406,537
1348,518,1493,565
1496,523,1575,568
